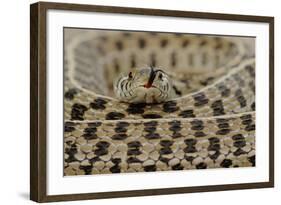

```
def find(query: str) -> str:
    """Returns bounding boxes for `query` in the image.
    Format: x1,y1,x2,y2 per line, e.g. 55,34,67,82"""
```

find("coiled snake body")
64,30,255,175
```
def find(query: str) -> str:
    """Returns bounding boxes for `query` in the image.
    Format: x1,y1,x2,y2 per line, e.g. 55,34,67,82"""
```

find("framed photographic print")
30,1,274,202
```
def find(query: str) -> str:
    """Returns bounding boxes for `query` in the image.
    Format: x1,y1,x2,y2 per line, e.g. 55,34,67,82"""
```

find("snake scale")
64,29,255,175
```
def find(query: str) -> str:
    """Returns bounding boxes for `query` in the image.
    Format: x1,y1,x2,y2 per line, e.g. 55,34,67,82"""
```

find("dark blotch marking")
128,141,141,148
248,155,255,166
218,123,229,129
88,122,102,127
184,139,197,145
168,120,181,126
179,110,195,118
64,88,77,100
160,140,173,147
184,146,197,153
240,114,252,120
233,73,245,86
122,33,131,37
79,165,92,175
114,126,127,133
172,164,184,170
220,159,232,168
209,137,220,144
216,118,229,123
249,81,255,93
242,119,253,125
171,52,177,67
142,114,162,119
106,112,125,120
191,124,204,131
208,137,220,151
84,127,97,133
233,148,247,156
116,121,130,127
144,126,157,133
184,139,197,153
215,42,223,50
83,126,98,140
200,40,207,46
64,122,75,132
232,134,244,141
109,165,121,173
211,100,225,116
169,121,182,132
71,103,88,120
245,65,255,77
234,140,246,148
245,124,255,131
112,133,128,140
115,40,123,51
112,158,121,164
82,133,97,140
127,149,142,155
193,92,209,107
144,165,157,172
163,101,179,113
194,131,206,137
216,129,231,135
185,156,195,162
95,141,110,148
94,148,108,156
89,156,100,164
160,39,168,48
200,77,214,86
216,83,231,97
127,157,141,164
127,103,146,114
90,98,107,110
65,144,77,163
138,38,146,49
172,132,183,138
251,102,255,111
235,89,247,108
209,151,220,160
145,133,160,140
172,85,182,96
182,39,189,47
169,125,181,132
196,162,207,169
100,36,108,41
160,147,173,155
144,121,158,127
159,157,170,164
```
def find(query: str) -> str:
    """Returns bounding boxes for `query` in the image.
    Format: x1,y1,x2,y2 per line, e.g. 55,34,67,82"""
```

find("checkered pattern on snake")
64,30,255,175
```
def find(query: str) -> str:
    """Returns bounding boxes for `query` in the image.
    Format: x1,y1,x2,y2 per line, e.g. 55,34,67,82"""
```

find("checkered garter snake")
64,29,255,175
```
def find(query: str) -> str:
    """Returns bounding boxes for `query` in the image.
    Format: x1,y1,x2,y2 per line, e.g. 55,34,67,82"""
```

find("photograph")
63,28,256,176
29,1,274,202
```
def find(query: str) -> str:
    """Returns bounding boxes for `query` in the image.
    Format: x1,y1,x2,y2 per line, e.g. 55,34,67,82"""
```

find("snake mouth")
143,84,157,89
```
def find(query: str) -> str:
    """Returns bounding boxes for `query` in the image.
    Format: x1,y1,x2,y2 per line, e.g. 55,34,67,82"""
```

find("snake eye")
158,73,163,80
128,72,133,79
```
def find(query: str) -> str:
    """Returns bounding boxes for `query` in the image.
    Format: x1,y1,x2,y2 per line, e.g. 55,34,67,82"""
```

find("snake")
63,29,255,175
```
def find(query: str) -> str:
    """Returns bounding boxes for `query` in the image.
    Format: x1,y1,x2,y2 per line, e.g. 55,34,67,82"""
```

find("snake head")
114,66,173,104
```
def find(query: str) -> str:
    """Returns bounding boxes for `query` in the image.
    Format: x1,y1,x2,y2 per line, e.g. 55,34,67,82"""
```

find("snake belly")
64,30,255,175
